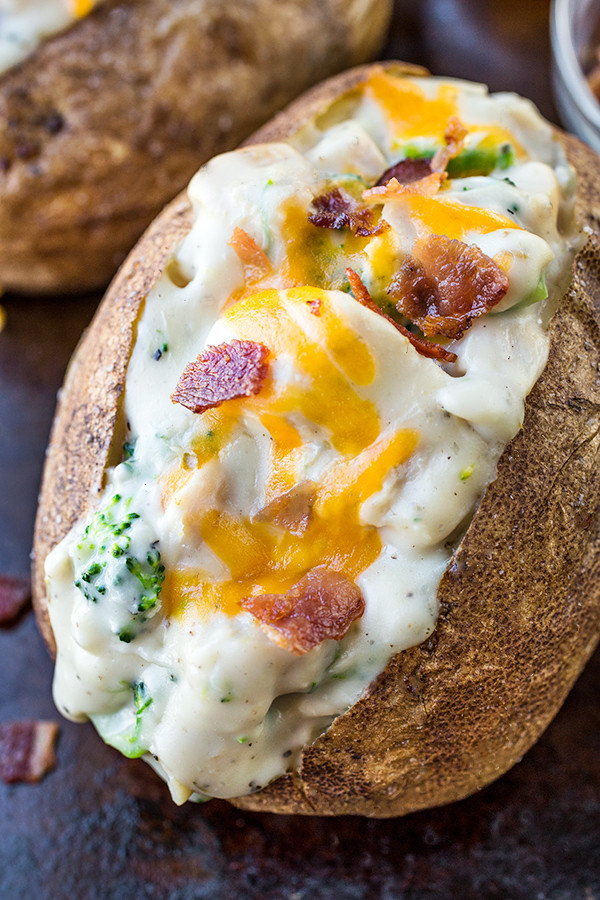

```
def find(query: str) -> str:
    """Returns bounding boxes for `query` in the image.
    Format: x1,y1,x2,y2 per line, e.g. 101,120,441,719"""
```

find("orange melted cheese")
67,0,94,17
161,287,419,621
366,70,525,157
159,77,539,624
158,76,536,625
398,193,521,241
367,72,460,143
279,199,374,291
223,287,379,452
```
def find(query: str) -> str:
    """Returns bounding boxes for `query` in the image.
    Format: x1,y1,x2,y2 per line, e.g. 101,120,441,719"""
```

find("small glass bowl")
551,0,600,152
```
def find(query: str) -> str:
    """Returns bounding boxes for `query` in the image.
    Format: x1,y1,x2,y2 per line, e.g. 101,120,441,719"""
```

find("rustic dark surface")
1,0,599,897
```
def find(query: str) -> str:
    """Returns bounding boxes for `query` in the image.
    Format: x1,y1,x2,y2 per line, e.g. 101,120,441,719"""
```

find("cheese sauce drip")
45,71,581,803
0,0,96,74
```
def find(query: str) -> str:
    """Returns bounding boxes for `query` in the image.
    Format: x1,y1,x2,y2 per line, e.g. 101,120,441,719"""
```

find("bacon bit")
228,226,273,284
171,339,270,414
345,266,382,310
376,156,433,187
431,116,468,174
345,268,457,363
307,296,322,316
254,481,317,537
363,171,446,204
0,575,30,625
0,721,59,784
371,118,466,196
388,235,509,340
241,566,364,655
308,187,388,237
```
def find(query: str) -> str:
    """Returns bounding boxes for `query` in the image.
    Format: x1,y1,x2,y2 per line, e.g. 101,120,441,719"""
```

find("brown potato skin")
32,64,600,817
0,0,392,295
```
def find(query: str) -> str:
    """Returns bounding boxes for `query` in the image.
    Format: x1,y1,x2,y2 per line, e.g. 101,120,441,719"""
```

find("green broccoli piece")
447,142,515,178
122,440,136,460
92,680,154,759
73,493,165,642
400,141,515,178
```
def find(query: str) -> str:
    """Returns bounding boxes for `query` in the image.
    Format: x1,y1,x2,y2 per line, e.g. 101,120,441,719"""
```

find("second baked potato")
0,0,392,294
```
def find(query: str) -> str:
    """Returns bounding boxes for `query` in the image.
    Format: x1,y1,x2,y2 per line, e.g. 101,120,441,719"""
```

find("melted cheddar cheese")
160,287,418,621
366,71,525,156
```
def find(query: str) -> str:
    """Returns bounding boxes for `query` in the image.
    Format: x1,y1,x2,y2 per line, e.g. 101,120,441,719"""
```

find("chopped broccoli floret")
447,142,515,178
122,440,136,460
72,494,165,642
92,680,154,759
399,141,516,178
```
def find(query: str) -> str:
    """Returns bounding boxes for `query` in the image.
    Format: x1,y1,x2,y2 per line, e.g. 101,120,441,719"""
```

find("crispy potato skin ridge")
0,0,392,295
32,64,600,817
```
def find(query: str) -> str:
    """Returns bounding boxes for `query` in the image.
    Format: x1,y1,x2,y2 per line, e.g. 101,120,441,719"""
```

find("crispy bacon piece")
375,117,467,189
0,575,30,625
228,227,273,284
345,268,457,363
307,296,322,316
388,235,509,340
0,721,59,784
254,481,316,537
376,156,433,187
431,116,468,173
171,339,270,414
241,566,364,655
363,171,446,203
308,187,388,237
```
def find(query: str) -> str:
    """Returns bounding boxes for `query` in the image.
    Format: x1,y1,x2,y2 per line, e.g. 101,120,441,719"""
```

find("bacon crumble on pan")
171,339,270,414
308,187,388,237
345,267,457,363
0,574,30,625
253,481,317,537
228,226,273,284
0,720,59,784
388,234,509,339
241,566,365,655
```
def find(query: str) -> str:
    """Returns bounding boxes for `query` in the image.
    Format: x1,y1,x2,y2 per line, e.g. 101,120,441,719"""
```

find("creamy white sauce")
0,0,96,74
45,73,582,803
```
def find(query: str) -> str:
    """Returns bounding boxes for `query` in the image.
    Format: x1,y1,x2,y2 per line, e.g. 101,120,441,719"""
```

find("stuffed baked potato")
33,62,600,816
0,0,392,295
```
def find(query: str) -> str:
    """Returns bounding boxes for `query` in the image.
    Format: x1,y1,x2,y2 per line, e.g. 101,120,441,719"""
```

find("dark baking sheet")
1,2,598,897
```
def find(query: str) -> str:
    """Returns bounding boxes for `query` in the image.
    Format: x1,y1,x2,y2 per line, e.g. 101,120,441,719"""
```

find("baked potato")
0,0,392,295
33,62,600,817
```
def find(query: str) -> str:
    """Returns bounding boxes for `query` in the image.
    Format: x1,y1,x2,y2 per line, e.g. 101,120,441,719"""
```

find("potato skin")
0,0,392,295
33,64,600,816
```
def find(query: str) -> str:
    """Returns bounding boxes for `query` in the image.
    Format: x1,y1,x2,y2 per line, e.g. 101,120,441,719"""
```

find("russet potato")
32,64,600,816
0,0,392,294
